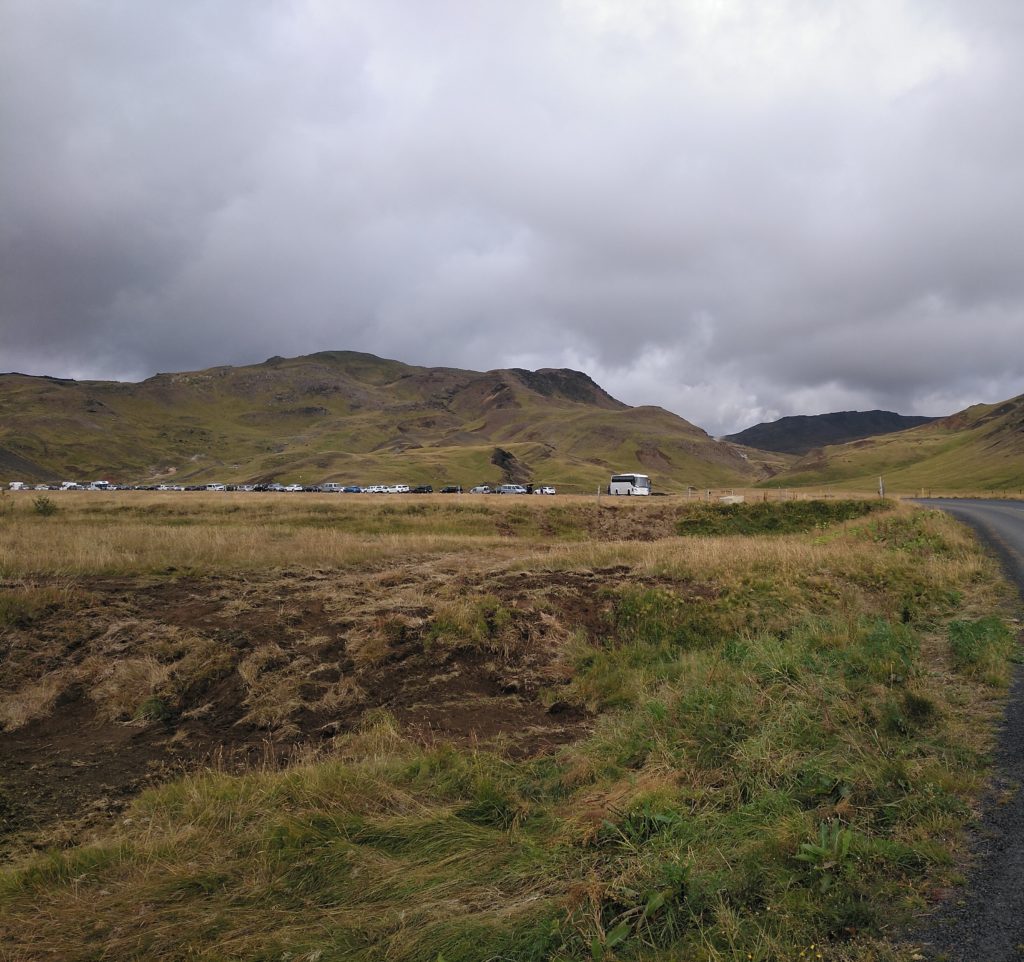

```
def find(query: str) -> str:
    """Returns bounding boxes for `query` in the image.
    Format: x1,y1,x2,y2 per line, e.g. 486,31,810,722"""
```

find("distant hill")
0,351,765,491
725,410,939,455
767,394,1024,491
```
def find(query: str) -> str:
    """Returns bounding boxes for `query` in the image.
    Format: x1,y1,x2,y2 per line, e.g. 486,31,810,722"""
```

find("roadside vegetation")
0,496,1019,961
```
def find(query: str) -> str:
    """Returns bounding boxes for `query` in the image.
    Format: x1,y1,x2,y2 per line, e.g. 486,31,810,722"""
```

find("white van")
496,484,528,494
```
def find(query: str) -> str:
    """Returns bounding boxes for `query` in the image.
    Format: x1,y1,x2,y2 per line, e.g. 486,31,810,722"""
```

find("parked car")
395,484,410,493
470,485,491,494
411,485,433,493
439,485,462,494
533,486,556,495
320,483,344,493
205,483,227,491
283,484,303,492
266,483,286,492
496,484,528,494
342,485,362,493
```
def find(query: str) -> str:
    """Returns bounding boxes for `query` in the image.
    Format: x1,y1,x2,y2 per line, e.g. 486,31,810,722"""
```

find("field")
0,492,1020,961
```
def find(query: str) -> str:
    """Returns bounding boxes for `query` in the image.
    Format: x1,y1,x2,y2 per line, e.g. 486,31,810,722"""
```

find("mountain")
768,394,1024,491
724,410,938,455
0,351,762,491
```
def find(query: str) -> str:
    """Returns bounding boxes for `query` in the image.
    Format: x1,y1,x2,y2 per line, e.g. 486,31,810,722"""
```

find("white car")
283,483,303,492
470,485,491,494
533,486,556,495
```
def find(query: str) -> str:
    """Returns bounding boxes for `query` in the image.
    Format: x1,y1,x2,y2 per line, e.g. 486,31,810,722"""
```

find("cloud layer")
3,0,1023,433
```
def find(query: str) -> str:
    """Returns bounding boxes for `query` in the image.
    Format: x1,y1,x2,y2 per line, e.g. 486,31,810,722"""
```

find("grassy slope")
0,498,1019,961
768,395,1024,492
0,352,756,491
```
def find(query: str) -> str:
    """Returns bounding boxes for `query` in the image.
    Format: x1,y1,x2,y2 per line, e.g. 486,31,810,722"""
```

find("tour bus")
608,473,651,496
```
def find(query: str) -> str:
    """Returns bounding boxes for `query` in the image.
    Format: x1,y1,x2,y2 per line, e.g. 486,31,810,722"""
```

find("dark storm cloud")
2,0,1023,432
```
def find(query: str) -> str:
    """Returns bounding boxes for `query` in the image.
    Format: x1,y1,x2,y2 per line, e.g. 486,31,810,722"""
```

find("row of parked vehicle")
7,480,557,495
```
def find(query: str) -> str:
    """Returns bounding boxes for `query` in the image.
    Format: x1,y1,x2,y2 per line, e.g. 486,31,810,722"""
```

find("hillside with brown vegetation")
770,392,1024,491
0,351,765,490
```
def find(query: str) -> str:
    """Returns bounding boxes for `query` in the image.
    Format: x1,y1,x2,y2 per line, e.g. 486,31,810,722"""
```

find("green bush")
32,496,58,516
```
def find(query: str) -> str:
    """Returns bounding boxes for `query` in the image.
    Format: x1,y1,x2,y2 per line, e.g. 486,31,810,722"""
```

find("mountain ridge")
725,409,939,455
0,351,761,490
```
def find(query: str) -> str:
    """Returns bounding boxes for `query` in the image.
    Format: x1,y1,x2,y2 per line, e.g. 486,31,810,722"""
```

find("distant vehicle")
439,485,462,494
89,480,113,490
342,485,362,493
236,484,256,492
266,483,286,492
34,484,50,491
470,485,491,494
206,483,227,491
394,484,410,494
283,484,303,492
320,483,345,493
496,484,528,494
411,485,433,493
609,474,651,496
533,486,556,495
363,485,384,494
8,481,27,491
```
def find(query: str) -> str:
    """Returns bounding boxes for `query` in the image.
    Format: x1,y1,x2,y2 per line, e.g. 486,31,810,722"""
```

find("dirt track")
911,499,1024,961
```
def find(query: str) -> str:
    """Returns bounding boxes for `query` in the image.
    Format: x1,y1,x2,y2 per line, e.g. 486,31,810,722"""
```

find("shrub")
675,498,885,536
32,496,58,516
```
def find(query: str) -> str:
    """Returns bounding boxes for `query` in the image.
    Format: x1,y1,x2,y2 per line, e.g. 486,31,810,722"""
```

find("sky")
3,0,1024,435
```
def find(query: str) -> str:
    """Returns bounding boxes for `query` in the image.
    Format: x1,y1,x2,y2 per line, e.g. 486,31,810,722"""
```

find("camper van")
608,474,651,496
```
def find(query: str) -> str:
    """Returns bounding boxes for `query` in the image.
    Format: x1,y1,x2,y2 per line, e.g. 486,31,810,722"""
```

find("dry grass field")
0,492,1019,961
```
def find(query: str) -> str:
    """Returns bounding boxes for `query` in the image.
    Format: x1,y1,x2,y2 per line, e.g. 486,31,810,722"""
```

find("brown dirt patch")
0,559,714,858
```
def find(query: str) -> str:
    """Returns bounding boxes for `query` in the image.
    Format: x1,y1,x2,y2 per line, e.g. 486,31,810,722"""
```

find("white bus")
609,474,651,496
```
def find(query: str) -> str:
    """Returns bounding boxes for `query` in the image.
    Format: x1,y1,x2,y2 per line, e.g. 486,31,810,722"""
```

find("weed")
135,696,172,723
32,496,57,516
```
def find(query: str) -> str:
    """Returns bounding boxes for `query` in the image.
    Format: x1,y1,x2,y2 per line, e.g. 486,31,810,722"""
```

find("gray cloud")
2,0,1023,433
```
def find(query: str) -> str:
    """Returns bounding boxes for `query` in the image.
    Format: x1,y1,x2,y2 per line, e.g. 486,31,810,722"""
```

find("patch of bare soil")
0,559,714,858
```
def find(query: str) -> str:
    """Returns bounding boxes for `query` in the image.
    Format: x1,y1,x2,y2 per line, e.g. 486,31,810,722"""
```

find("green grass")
0,506,1018,960
674,499,886,536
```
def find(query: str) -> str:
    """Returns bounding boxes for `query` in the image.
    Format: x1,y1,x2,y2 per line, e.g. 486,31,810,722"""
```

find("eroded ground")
1,552,714,858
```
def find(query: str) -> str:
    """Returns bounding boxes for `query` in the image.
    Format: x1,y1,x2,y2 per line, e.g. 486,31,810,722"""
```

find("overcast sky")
3,1,1024,434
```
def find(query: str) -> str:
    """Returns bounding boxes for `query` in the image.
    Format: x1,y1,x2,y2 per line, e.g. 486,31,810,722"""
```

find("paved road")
910,499,1024,961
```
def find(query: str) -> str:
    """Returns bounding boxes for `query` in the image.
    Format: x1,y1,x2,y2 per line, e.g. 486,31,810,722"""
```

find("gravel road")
909,499,1024,961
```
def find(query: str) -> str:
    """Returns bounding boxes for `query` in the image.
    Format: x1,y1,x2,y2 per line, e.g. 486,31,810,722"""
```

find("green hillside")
768,394,1024,491
0,351,762,491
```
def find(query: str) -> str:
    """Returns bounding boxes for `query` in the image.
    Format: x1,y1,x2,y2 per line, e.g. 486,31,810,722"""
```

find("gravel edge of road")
904,502,1024,962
